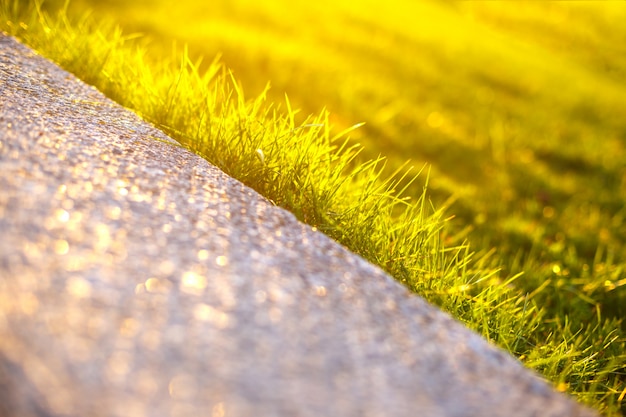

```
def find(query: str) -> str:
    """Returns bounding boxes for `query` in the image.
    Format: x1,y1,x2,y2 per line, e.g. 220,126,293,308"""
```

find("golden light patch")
215,255,228,267
144,277,171,294
55,208,70,222
212,402,226,417
53,239,69,255
193,303,231,328
180,271,207,295
66,277,92,298
314,285,327,297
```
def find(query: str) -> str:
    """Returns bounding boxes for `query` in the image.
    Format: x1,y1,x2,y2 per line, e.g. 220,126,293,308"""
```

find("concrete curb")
0,34,597,417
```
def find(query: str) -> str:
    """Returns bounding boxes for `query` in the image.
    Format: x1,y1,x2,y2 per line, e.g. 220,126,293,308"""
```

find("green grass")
2,0,625,415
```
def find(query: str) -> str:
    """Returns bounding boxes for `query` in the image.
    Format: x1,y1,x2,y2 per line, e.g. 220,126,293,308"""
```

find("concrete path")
0,34,596,417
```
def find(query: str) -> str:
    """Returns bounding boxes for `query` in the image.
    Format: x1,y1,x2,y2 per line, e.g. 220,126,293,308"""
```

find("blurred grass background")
15,0,626,413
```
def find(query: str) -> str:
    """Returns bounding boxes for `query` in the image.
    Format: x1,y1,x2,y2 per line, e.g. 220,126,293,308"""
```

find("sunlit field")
2,0,625,414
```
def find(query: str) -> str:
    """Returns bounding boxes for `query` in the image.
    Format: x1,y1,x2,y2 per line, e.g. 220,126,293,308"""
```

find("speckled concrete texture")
0,33,597,417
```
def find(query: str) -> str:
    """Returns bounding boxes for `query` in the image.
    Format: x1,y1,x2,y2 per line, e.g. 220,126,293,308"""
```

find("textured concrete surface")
0,33,597,417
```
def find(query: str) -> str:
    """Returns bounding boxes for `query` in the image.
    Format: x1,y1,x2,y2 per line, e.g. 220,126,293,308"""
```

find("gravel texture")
0,33,598,417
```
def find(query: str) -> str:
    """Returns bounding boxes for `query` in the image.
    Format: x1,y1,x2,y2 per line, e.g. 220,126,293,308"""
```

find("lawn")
2,0,625,414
